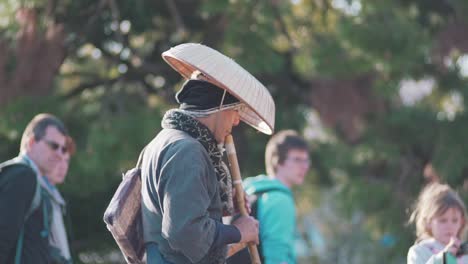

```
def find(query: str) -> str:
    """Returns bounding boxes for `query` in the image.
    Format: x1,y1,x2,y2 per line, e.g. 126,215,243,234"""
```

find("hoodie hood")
243,174,291,195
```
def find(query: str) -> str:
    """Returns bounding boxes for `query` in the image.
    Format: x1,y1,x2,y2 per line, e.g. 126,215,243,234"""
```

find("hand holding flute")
232,215,259,244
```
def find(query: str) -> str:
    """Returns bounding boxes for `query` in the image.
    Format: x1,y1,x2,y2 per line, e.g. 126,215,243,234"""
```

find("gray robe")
141,128,225,264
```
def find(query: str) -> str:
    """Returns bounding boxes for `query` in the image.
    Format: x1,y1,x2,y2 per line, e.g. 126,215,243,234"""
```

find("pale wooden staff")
225,134,261,264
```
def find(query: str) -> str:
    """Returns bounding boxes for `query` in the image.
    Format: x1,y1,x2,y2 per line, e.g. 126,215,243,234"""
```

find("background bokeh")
1,0,468,263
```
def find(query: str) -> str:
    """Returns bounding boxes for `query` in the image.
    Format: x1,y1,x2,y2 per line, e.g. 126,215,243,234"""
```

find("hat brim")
162,43,275,135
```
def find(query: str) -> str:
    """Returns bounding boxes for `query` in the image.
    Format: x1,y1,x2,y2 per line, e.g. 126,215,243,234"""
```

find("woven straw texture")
162,43,275,135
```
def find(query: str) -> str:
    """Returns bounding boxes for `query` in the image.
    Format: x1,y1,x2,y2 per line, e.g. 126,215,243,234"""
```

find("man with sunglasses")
0,113,69,264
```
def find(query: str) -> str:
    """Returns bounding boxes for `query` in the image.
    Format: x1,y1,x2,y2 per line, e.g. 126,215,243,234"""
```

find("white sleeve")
407,244,443,264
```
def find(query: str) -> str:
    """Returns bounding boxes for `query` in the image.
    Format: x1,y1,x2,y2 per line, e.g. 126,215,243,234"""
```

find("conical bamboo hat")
162,43,275,135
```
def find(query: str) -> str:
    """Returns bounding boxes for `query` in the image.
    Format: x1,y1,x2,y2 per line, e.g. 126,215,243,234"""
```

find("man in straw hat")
141,44,274,264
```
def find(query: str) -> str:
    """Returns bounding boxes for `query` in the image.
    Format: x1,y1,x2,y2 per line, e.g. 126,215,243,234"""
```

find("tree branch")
63,77,121,99
270,1,296,51
164,0,186,33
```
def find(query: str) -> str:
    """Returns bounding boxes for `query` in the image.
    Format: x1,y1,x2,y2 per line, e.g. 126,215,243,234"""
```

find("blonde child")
407,182,468,264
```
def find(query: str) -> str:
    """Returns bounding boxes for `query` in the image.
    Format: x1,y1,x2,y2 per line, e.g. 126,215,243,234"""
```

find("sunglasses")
43,139,68,154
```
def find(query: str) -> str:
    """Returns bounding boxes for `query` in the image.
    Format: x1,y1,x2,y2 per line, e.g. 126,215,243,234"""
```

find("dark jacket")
0,160,50,264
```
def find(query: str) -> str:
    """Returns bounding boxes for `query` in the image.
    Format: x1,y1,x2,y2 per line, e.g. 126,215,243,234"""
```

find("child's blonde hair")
409,182,467,242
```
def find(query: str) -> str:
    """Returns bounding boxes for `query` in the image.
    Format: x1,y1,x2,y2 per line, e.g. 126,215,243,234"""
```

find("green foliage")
2,0,468,263
0,96,63,158
432,113,468,185
62,107,164,197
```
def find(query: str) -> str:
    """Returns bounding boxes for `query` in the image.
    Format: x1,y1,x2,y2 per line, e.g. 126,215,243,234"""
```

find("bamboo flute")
225,134,261,264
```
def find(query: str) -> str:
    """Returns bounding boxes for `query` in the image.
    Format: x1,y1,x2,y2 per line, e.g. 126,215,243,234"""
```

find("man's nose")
233,113,240,126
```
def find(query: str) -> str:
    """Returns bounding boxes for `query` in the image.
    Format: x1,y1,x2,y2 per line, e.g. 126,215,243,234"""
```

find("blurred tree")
1,0,468,263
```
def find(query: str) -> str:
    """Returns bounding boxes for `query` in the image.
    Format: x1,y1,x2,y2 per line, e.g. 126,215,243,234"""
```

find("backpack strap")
250,186,291,219
40,188,52,239
136,147,146,169
250,186,291,264
121,147,146,181
0,158,42,220
14,228,25,264
0,157,43,219
14,192,51,264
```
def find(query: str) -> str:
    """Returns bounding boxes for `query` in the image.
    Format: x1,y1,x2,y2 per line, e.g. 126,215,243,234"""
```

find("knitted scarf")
161,109,234,215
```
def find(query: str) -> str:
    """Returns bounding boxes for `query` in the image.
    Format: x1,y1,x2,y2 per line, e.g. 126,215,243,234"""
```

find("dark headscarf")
176,80,239,111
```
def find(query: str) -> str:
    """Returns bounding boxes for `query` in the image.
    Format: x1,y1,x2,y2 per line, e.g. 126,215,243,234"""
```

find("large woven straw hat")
162,43,275,135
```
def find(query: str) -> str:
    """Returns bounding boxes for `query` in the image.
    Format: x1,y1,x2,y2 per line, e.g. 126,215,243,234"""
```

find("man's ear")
26,136,36,151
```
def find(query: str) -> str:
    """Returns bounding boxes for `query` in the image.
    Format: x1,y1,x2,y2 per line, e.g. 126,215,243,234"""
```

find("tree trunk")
0,8,66,106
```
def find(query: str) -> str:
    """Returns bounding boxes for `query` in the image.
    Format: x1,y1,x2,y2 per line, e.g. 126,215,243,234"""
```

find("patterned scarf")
161,109,234,215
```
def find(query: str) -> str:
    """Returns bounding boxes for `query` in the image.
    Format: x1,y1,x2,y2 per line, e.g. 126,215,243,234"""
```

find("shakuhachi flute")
225,134,261,264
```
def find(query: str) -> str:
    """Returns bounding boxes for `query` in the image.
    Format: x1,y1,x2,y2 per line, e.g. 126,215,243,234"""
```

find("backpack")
227,186,291,264
0,157,49,264
103,152,145,264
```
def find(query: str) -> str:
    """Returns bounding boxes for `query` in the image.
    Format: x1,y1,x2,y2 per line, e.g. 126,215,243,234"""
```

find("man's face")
276,149,310,187
212,109,240,143
27,126,67,176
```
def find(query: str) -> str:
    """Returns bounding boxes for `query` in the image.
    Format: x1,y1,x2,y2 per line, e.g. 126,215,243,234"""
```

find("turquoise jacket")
243,175,296,264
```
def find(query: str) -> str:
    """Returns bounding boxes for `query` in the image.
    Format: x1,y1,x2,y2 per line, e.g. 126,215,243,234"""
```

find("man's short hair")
20,113,68,153
265,130,309,176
